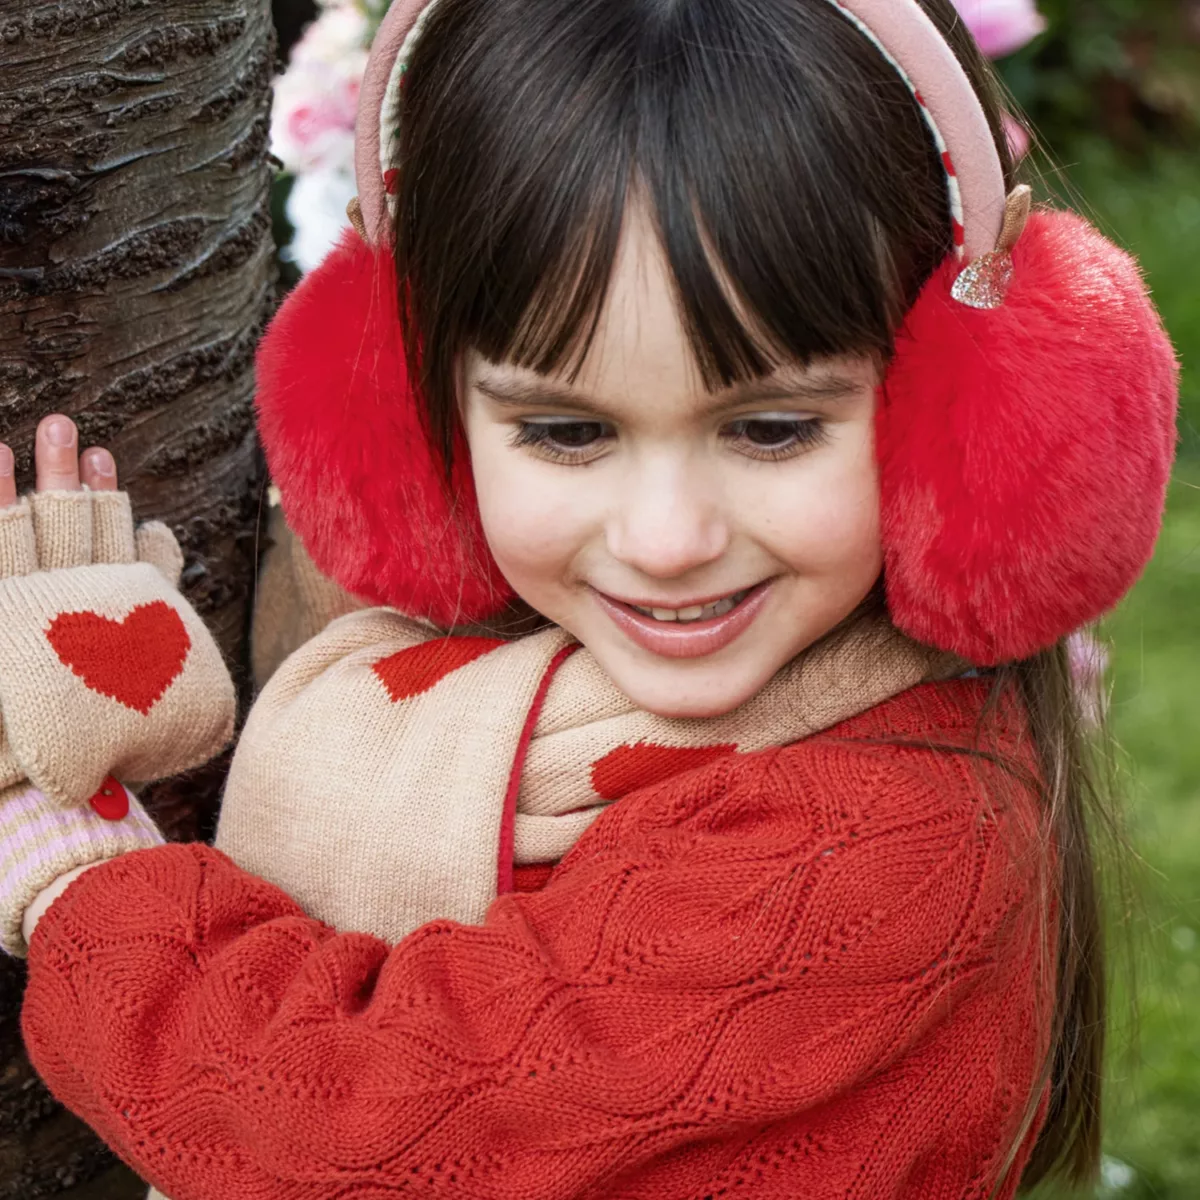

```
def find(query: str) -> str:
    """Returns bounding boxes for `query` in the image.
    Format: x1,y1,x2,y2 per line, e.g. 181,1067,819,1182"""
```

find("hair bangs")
475,164,631,385
634,0,953,390
398,0,978,455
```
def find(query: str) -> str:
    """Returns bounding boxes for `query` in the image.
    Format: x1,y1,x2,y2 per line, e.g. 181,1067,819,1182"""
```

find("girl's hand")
0,415,237,957
0,420,237,812
0,413,120,507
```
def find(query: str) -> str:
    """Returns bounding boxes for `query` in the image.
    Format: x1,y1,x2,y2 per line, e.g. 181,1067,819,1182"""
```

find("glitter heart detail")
950,250,1014,309
46,602,191,715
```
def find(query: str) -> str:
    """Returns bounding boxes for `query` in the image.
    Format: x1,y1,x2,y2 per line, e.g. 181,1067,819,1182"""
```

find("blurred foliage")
269,172,302,292
362,0,391,43
995,0,1200,457
1098,470,1200,1194
998,0,1200,150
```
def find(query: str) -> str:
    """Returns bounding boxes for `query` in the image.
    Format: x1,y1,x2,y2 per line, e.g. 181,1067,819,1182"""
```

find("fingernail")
0,445,12,475
45,418,76,447
85,449,115,477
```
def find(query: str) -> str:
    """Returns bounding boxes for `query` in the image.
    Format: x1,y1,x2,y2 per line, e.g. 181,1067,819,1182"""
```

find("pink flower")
953,0,1047,59
284,81,360,153
1067,632,1111,728
1003,112,1031,161
270,3,369,175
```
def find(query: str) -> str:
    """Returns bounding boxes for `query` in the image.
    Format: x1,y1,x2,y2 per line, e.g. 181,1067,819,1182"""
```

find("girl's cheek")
470,435,596,591
484,493,574,580
755,429,882,576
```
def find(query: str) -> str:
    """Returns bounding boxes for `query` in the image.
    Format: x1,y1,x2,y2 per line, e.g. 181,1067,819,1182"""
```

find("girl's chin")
518,578,834,717
583,640,787,719
606,667,772,719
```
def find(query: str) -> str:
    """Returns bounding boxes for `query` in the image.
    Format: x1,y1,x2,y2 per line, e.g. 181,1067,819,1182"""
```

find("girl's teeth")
633,590,750,623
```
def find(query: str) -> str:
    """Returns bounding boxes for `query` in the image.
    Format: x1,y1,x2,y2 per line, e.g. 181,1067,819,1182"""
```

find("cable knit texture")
23,680,1054,1200
0,491,235,808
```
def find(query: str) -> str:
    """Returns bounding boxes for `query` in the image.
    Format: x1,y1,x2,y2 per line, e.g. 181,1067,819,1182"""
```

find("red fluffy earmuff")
256,230,515,625
257,0,1179,658
878,209,1178,664
258,212,1178,658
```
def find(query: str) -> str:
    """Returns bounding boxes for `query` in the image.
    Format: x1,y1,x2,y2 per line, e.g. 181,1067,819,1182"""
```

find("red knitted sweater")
22,680,1054,1199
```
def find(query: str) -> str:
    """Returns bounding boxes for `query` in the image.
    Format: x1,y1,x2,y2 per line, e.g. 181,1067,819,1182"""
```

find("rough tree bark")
0,0,277,1194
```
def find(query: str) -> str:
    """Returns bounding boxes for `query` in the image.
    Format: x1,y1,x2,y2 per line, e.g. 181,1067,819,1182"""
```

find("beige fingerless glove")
0,490,235,809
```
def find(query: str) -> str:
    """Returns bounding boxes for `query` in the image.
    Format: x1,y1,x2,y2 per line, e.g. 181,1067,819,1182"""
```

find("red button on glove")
87,776,129,821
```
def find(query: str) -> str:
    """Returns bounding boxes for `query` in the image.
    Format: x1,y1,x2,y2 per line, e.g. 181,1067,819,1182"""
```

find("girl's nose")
606,461,730,580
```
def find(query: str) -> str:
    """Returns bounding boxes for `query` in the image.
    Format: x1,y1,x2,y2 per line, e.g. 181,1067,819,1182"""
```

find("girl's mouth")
627,589,750,623
592,581,774,660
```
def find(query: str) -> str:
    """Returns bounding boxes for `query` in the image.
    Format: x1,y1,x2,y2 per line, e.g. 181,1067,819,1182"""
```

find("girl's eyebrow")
473,372,864,415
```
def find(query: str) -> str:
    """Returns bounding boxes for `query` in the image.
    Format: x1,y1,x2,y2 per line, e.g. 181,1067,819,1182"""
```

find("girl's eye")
510,420,614,462
723,417,827,460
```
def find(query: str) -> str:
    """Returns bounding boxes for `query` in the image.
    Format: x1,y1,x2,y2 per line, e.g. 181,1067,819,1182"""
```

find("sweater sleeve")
21,741,1052,1200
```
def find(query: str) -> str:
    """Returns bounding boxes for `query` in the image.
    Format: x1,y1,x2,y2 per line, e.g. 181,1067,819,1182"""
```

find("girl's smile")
462,200,884,719
591,580,773,660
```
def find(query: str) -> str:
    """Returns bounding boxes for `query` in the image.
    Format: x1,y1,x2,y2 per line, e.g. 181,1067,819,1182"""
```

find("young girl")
0,0,1178,1197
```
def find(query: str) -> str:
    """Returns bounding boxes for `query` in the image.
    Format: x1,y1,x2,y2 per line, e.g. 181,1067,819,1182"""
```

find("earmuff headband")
353,0,1009,264
263,0,1174,658
353,0,436,247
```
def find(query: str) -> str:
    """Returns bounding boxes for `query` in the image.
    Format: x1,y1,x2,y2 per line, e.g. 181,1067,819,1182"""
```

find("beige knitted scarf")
215,608,956,946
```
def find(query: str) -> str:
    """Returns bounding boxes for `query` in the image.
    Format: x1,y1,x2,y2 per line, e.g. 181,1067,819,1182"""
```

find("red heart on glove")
46,601,191,715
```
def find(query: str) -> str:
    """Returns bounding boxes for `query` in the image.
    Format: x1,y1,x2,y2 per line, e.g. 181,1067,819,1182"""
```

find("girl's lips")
592,581,773,660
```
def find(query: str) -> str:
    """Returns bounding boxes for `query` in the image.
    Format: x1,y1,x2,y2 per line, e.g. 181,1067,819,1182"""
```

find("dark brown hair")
391,0,1114,1189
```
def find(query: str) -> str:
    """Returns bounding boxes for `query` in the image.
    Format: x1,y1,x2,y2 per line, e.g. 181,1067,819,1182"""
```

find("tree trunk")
0,0,276,1194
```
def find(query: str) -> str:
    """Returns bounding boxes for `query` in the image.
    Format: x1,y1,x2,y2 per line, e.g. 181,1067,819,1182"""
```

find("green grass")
1031,141,1200,1198
1096,472,1200,1200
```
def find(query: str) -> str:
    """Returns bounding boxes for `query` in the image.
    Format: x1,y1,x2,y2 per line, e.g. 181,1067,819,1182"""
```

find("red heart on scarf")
46,602,191,715
373,637,504,703
591,742,738,801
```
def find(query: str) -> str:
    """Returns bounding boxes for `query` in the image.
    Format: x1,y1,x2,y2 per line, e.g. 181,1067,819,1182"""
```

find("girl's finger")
0,444,15,509
81,447,119,492
35,416,81,492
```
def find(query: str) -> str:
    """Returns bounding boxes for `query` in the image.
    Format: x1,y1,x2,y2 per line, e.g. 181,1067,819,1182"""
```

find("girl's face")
462,205,884,718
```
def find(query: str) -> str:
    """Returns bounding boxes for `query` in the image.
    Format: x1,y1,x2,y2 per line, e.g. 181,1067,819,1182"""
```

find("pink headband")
354,0,1009,263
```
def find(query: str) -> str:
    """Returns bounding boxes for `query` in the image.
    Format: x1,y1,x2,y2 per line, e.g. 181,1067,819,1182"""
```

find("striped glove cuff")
0,778,164,957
